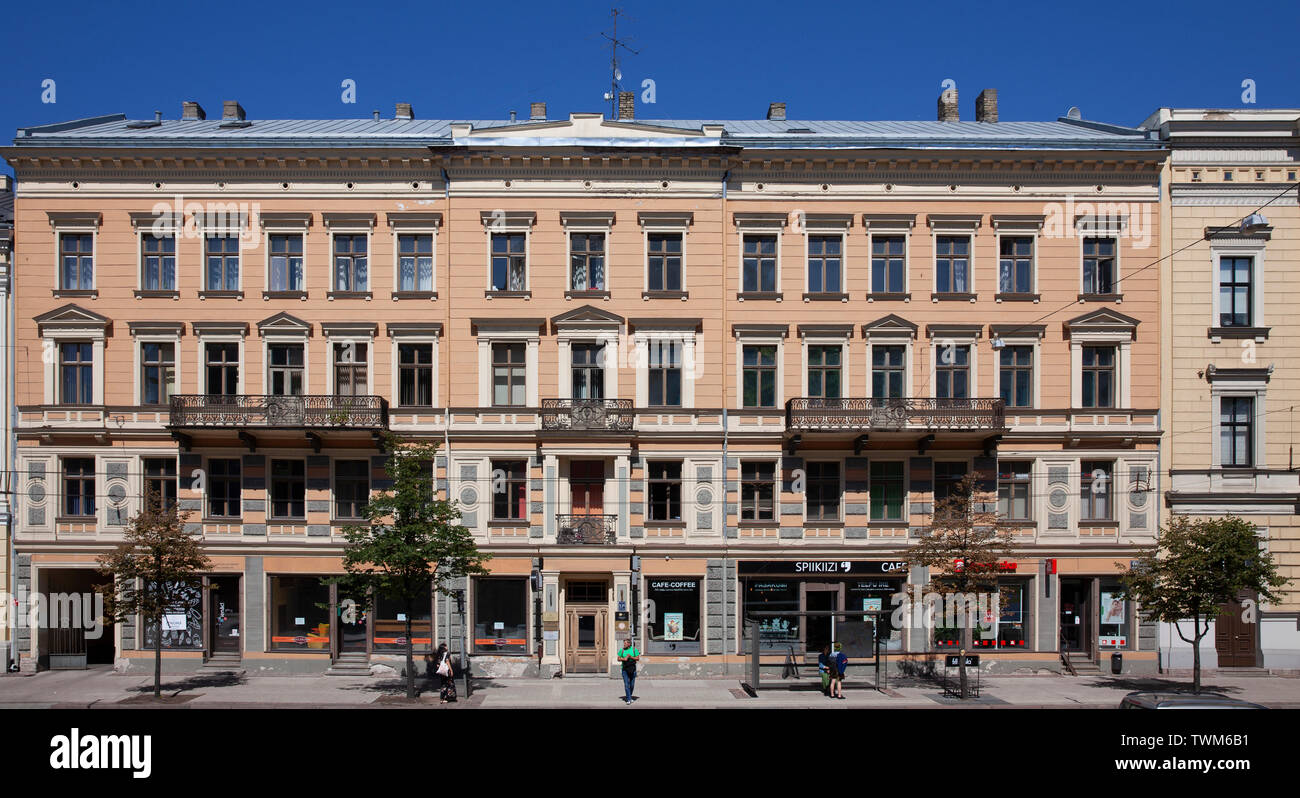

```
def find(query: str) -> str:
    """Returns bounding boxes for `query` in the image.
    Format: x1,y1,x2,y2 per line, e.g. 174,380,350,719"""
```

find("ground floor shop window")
744,575,908,653
745,580,800,651
972,581,1029,649
269,576,330,651
141,579,203,650
1098,581,1130,648
474,578,528,653
846,579,904,652
372,588,433,652
645,578,701,654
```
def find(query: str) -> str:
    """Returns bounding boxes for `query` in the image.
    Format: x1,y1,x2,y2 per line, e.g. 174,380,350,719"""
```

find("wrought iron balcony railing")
169,394,389,429
786,397,1005,432
556,513,618,544
540,398,634,432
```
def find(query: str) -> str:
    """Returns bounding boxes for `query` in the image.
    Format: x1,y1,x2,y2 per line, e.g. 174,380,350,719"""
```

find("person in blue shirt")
830,642,847,699
817,644,832,697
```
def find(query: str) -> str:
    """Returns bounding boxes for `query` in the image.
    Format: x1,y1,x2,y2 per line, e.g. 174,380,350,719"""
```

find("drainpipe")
444,407,452,652
4,244,14,672
722,408,729,676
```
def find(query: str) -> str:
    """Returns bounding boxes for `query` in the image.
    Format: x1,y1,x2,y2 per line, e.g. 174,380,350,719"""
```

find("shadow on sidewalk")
138,672,247,693
1076,675,1243,695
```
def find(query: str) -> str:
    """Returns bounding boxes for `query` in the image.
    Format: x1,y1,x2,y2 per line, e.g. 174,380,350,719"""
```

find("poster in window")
664,612,684,641
862,597,882,621
1100,592,1126,625
162,613,188,631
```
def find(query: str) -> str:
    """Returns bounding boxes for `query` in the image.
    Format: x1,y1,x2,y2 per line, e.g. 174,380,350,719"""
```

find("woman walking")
435,643,456,703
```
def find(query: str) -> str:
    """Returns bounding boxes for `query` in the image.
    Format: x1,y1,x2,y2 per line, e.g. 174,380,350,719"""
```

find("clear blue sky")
2,0,1297,171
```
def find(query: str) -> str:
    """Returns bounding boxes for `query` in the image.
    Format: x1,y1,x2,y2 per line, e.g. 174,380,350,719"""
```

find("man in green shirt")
617,638,640,704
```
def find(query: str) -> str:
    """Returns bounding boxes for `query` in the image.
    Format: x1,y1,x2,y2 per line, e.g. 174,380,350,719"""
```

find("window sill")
644,519,687,527
392,291,437,300
263,291,308,300
995,292,1040,303
866,292,910,302
488,519,529,527
1077,293,1123,303
931,292,977,302
55,517,97,524
802,292,849,302
737,292,783,302
803,520,845,528
485,290,532,300
642,290,688,300
1208,326,1269,341
134,289,179,300
201,517,243,523
198,290,245,300
565,289,610,300
1079,520,1119,528
867,520,908,527
327,290,372,301
737,520,779,528
53,289,98,299
268,517,307,523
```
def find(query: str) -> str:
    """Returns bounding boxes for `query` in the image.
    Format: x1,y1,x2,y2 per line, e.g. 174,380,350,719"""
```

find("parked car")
1119,691,1267,709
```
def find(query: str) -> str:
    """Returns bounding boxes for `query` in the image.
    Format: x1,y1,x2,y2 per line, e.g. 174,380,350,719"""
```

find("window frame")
805,233,845,296
741,343,779,408
266,341,306,397
138,340,178,406
805,343,844,399
204,340,241,396
58,231,96,292
397,341,435,407
266,232,306,294
645,231,684,294
139,230,177,293
567,231,608,293
997,344,1035,409
491,342,528,408
933,341,973,400
269,458,307,521
739,460,778,523
58,341,95,405
1218,396,1255,468
1080,460,1114,522
1080,345,1118,409
206,457,242,520
330,232,370,294
997,460,1033,522
638,212,692,297
933,234,973,296
869,234,908,296
996,234,1035,296
1081,235,1119,296
204,233,241,293
645,460,684,523
62,457,97,519
143,457,179,511
490,459,529,522
332,458,371,521
869,460,906,522
804,460,843,523
741,233,780,294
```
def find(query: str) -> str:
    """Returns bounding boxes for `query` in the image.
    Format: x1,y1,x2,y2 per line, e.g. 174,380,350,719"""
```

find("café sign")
738,560,908,576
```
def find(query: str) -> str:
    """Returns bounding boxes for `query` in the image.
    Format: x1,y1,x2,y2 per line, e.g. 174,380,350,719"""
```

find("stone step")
1216,667,1270,677
326,656,373,676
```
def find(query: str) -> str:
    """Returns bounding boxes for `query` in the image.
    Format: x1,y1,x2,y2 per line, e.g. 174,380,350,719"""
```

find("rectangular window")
63,458,96,518
934,461,968,504
333,234,368,292
398,343,434,406
1081,461,1113,521
473,578,528,653
1081,346,1116,408
269,234,304,292
999,345,1033,408
490,233,526,291
492,343,526,407
936,344,970,399
1219,256,1253,327
1220,396,1254,468
740,462,776,522
59,342,94,404
269,576,329,650
647,340,682,407
807,345,842,399
60,233,94,290
871,345,906,399
992,582,1028,649
998,236,1033,294
935,235,970,293
207,458,241,518
569,232,606,292
491,460,527,521
141,233,176,291
144,457,178,510
333,342,368,396
647,233,682,292
742,345,777,407
997,461,1032,521
142,579,203,650
372,585,433,652
397,233,433,291
268,343,304,396
742,234,777,293
571,343,605,400
645,578,701,654
205,235,240,291
1098,581,1129,649
334,459,370,520
869,461,904,521
871,235,905,294
140,342,176,405
205,342,239,396
647,462,683,522
270,459,306,520
807,235,842,293
805,461,842,522
1082,237,1116,295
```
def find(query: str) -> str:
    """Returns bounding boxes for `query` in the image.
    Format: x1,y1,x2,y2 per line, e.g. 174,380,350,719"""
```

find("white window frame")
799,331,851,401
734,329,786,409
49,213,101,293
633,328,697,409
737,456,781,523
324,218,374,295
130,326,184,407
1208,373,1269,469
561,211,616,296
387,214,440,296
193,324,247,396
862,318,917,400
801,215,852,298
388,326,441,408
734,213,787,299
1209,239,1266,333
927,215,982,300
643,458,686,524
129,212,180,294
558,332,619,400
1076,216,1126,297
39,310,107,405
990,216,1043,299
927,333,980,401
863,214,915,299
1071,335,1130,410
322,326,375,396
262,337,309,396
638,212,691,296
482,212,535,295
990,333,1042,409
196,212,247,294
261,216,310,296
477,325,541,407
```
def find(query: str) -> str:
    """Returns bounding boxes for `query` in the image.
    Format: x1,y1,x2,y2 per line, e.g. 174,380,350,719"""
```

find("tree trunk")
1191,612,1202,694
154,617,162,699
958,650,969,699
404,598,415,700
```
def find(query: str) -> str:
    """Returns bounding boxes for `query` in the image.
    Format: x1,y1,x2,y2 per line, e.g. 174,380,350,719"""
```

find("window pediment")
35,303,110,335
1063,308,1140,339
257,311,312,337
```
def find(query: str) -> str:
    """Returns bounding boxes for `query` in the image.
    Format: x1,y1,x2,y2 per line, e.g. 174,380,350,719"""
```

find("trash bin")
1110,652,1123,675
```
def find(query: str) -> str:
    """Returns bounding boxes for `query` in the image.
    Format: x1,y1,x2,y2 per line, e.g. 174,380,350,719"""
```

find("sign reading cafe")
737,560,909,576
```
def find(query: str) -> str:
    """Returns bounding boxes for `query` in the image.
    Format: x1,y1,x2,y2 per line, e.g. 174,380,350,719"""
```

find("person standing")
617,638,640,705
817,644,832,697
830,642,847,700
435,643,456,704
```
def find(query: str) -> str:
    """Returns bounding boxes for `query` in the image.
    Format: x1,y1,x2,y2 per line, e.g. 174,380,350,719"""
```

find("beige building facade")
4,93,1167,677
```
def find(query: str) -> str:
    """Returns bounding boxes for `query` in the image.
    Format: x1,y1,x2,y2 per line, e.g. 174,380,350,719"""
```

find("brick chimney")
767,102,787,121
938,89,959,122
222,101,245,122
618,91,635,120
976,89,998,123
530,102,547,121
182,101,206,121
395,102,413,120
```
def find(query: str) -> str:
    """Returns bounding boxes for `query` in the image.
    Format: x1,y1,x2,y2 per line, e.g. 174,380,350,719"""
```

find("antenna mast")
601,8,639,119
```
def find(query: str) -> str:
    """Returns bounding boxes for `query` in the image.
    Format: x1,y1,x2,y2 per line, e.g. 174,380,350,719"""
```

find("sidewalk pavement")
3,666,1299,709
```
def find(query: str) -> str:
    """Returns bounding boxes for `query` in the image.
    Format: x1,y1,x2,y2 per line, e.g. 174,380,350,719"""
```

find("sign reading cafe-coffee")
737,560,909,576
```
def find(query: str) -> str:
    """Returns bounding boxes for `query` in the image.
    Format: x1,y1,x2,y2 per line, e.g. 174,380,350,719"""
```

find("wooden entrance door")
570,460,605,515
1215,590,1258,667
209,576,242,654
564,605,609,673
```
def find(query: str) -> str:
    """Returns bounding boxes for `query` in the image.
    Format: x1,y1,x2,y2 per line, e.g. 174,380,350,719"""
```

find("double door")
1215,590,1259,667
564,605,609,673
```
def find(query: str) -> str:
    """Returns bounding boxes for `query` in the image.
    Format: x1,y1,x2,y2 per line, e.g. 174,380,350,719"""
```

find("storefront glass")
645,578,702,654
474,578,528,654
269,576,330,651
745,580,800,652
846,579,903,651
373,586,433,652
142,579,203,650
972,581,1029,649
1098,580,1129,649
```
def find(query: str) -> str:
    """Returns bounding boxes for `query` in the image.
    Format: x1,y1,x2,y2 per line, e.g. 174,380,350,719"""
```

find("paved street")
4,667,1298,709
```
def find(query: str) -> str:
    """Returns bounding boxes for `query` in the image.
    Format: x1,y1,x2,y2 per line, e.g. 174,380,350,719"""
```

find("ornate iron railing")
786,397,1005,431
169,394,389,429
540,398,635,432
556,513,618,544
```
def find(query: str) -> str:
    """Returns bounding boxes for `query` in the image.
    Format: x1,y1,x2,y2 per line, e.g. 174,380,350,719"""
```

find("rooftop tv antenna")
601,8,639,118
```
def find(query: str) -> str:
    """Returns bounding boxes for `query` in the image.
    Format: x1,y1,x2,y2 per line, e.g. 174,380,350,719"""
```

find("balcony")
786,397,1005,432
169,395,389,429
556,513,618,544
540,399,634,432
